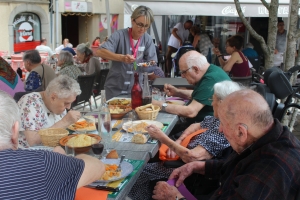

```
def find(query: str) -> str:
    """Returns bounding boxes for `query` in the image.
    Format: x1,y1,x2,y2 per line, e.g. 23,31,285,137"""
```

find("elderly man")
152,89,300,200
153,50,230,129
35,38,54,58
0,90,105,199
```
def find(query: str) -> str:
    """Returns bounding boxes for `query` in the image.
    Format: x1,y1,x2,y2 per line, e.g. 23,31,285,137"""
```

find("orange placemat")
75,187,109,200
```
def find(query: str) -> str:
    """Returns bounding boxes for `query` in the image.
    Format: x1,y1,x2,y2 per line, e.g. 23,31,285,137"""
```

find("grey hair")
76,42,93,57
245,43,254,49
45,75,81,99
186,51,208,70
23,50,41,64
0,91,20,150
131,5,154,25
59,51,74,64
214,80,243,100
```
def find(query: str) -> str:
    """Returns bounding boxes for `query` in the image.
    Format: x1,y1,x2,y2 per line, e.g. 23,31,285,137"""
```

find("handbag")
159,129,207,161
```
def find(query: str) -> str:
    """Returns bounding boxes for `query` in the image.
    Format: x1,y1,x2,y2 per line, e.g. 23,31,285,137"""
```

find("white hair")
0,91,20,150
245,43,254,49
185,52,208,70
45,75,81,99
214,80,243,100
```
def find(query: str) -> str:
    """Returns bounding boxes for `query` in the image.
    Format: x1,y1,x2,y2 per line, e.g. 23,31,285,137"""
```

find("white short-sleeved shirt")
35,45,54,57
17,92,66,148
167,23,190,49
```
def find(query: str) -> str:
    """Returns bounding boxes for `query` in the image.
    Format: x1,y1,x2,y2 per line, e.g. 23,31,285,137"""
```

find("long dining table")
84,110,179,200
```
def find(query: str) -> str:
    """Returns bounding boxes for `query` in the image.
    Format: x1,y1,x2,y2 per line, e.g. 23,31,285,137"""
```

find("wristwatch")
161,102,168,112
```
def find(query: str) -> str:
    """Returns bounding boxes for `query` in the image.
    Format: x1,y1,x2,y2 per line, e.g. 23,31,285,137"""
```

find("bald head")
218,89,274,153
179,50,209,71
221,89,273,134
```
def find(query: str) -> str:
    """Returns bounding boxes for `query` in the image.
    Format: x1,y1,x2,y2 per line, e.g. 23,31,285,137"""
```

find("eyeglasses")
180,67,192,75
133,19,150,30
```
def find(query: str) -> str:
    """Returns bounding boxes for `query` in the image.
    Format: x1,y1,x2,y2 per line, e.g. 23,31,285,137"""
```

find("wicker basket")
135,104,160,120
38,128,69,147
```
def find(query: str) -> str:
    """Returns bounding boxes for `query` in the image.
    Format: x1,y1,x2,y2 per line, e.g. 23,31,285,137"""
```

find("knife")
84,185,119,192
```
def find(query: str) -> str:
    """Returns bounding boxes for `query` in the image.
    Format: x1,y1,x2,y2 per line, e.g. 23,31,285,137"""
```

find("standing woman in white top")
96,5,158,100
165,20,193,77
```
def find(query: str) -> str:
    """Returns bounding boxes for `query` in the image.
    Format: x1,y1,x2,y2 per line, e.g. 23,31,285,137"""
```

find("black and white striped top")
0,149,84,200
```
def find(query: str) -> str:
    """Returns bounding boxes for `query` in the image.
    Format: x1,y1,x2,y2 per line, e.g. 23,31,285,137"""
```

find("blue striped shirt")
0,149,84,200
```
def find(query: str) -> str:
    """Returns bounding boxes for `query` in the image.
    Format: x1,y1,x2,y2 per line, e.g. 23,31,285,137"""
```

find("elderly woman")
0,56,25,97
97,5,157,100
23,50,56,91
76,42,101,76
57,51,82,80
214,35,250,77
17,75,81,148
128,80,242,199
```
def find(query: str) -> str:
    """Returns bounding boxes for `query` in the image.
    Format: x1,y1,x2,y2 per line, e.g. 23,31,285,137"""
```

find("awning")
124,0,292,17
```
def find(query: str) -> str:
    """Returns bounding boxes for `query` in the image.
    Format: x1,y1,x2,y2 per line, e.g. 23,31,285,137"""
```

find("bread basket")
38,128,69,147
135,104,160,120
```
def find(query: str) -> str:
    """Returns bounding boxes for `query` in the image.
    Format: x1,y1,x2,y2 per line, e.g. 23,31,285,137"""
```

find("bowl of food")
109,105,132,119
38,128,69,147
108,98,131,106
59,134,101,154
135,104,160,120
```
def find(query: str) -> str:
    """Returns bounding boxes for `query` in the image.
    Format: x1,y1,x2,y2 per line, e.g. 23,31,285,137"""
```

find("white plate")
28,146,54,151
166,100,185,105
122,120,164,133
94,158,133,183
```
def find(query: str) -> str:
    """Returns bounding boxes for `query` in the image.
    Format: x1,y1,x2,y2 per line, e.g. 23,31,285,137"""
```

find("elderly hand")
164,84,177,97
146,124,166,141
152,181,184,200
53,146,66,155
169,162,195,187
122,54,135,64
62,110,81,125
166,139,180,158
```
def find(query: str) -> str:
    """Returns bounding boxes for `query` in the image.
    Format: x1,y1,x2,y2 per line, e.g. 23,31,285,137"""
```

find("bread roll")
106,149,119,159
132,134,147,144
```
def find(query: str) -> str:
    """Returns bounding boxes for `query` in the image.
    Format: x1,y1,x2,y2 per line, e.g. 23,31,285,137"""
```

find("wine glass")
91,137,104,159
122,118,132,141
100,111,112,153
65,139,75,156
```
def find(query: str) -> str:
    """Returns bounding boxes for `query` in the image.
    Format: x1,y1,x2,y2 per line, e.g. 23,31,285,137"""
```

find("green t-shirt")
188,64,230,123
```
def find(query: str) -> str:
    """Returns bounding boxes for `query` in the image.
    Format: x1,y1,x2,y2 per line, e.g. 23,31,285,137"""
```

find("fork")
116,155,125,172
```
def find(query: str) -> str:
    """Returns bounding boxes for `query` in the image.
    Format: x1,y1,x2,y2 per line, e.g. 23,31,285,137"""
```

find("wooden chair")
71,73,96,111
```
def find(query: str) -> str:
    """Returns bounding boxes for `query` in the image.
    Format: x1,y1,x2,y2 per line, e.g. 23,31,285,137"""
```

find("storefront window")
12,12,41,53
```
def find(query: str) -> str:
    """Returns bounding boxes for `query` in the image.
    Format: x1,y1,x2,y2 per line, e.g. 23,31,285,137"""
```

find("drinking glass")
152,87,160,101
91,137,104,159
122,118,132,140
65,139,75,156
100,113,112,153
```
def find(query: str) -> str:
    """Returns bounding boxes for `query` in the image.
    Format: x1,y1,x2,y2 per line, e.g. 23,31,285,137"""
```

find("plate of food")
165,100,185,105
122,120,164,133
109,105,132,119
94,158,134,183
107,98,131,106
68,118,96,132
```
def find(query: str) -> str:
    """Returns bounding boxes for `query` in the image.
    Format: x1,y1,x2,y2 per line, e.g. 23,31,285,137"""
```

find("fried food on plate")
100,164,121,181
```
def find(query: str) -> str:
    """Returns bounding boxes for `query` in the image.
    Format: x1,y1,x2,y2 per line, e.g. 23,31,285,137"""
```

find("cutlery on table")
116,155,125,172
85,185,119,192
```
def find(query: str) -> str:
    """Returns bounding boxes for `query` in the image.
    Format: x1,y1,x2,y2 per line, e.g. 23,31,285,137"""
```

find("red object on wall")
14,41,40,53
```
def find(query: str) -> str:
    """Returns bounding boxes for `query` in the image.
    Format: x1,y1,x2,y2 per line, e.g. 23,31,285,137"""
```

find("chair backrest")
247,56,261,73
72,73,96,106
93,69,109,96
231,75,253,86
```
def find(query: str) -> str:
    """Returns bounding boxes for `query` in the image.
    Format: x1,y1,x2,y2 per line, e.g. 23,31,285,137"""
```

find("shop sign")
65,1,87,12
222,6,246,16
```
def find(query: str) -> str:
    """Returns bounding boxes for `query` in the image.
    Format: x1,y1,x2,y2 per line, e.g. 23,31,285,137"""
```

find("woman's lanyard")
128,28,141,58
